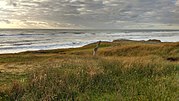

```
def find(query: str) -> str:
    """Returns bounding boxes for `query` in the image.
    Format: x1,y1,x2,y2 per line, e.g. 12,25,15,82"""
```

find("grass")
0,40,178,101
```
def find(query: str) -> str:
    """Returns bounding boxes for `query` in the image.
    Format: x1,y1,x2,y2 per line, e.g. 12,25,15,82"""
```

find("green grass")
0,41,178,101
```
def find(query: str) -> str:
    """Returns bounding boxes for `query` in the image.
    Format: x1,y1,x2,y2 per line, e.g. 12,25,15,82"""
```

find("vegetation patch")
0,41,178,100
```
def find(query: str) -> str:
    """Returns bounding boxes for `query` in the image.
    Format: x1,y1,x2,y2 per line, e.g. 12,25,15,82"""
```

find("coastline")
1,29,179,55
0,39,178,55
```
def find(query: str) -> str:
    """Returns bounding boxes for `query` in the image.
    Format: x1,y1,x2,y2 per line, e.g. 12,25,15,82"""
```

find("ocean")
0,29,179,54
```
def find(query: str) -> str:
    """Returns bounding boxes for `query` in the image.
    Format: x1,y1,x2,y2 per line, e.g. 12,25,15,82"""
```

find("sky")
0,0,179,29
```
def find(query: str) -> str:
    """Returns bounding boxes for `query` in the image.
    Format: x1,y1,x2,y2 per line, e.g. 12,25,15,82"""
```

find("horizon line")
1,28,179,31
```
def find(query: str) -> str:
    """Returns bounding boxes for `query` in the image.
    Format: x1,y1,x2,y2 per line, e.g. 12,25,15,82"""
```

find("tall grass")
0,41,178,101
1,56,178,101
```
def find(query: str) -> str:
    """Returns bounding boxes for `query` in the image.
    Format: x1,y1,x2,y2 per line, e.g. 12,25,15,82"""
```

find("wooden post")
93,41,101,56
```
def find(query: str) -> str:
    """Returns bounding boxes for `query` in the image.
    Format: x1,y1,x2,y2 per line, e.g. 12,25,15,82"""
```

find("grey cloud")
1,0,179,28
0,19,11,24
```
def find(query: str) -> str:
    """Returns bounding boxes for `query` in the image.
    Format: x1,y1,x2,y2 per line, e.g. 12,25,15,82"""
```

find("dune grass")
0,40,178,101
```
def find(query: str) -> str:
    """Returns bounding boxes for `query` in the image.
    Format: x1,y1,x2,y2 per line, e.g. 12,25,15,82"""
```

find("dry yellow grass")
0,40,178,100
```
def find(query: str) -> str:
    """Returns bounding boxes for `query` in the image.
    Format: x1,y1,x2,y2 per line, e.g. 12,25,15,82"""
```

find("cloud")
0,0,179,28
0,19,11,24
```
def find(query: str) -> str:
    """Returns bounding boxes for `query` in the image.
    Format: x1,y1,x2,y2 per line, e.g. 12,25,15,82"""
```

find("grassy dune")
0,40,178,101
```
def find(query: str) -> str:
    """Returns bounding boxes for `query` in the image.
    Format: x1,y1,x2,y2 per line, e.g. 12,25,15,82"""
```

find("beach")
1,0,179,100
0,29,179,54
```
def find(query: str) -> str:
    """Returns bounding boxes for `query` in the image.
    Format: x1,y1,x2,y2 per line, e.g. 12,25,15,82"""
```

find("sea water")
0,29,179,54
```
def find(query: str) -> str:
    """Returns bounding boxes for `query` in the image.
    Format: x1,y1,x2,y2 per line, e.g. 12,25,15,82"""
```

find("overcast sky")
0,0,179,29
